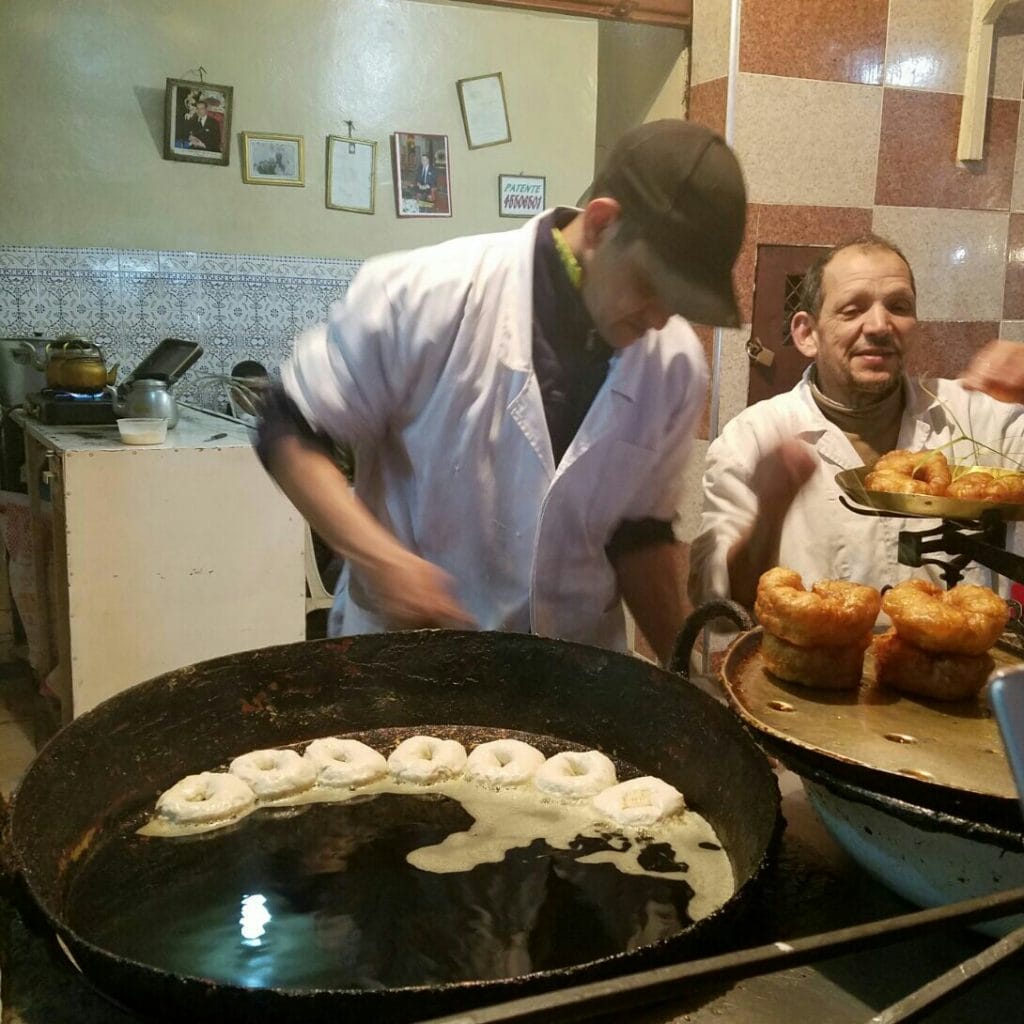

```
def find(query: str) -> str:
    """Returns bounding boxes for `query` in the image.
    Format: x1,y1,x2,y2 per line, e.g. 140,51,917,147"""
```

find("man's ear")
790,311,819,358
581,197,622,250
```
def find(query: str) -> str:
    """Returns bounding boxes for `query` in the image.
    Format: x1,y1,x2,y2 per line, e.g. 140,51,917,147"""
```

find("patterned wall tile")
885,0,1024,100
691,0,732,86
739,0,887,85
688,77,727,137
0,244,362,405
872,206,1009,321
907,320,1000,379
1004,213,1024,320
875,89,1018,211
734,74,883,207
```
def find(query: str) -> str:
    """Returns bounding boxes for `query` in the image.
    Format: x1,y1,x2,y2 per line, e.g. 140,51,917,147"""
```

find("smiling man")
689,233,1024,610
258,120,746,663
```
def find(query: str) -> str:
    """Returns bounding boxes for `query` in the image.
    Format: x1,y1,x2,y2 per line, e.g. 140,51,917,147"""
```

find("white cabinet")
17,405,306,720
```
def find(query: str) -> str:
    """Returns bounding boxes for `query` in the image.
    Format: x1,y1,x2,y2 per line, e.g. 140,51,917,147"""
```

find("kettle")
107,378,179,428
18,335,118,393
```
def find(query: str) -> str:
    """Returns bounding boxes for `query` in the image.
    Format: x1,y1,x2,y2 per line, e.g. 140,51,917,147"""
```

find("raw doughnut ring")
755,568,881,647
465,738,546,788
871,629,994,701
533,750,617,800
229,748,318,800
592,776,685,827
865,449,951,497
761,630,869,689
881,579,1009,656
156,771,256,825
304,737,388,787
387,735,467,784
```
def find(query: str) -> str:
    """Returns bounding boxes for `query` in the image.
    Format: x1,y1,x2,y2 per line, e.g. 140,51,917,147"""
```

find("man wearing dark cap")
258,120,746,663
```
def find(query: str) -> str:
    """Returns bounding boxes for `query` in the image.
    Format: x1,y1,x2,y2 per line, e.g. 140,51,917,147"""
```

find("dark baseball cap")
590,119,746,327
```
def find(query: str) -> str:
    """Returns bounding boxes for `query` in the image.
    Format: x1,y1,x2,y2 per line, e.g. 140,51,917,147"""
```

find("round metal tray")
721,628,1021,804
835,465,1024,522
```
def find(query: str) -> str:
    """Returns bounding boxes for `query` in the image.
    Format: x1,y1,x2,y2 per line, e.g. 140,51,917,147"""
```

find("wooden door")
747,244,829,406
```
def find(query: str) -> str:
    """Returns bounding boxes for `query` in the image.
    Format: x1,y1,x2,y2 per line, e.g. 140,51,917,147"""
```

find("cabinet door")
62,445,305,715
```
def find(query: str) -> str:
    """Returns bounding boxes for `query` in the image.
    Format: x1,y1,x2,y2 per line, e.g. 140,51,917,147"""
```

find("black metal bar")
866,922,1024,1024
415,886,1024,1024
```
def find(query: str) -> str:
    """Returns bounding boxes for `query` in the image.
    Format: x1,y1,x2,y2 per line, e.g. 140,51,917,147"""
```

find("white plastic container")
117,417,168,445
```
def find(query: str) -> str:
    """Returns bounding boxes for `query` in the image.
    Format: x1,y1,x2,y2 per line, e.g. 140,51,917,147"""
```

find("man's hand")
188,134,206,149
750,439,818,513
726,439,817,608
962,340,1024,403
366,550,476,630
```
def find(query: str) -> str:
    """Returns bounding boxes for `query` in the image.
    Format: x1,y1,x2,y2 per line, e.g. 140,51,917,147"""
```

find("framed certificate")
456,72,511,150
326,135,377,214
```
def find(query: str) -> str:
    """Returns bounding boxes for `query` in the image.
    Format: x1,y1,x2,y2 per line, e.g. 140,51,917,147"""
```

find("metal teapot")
107,378,179,428
17,335,118,393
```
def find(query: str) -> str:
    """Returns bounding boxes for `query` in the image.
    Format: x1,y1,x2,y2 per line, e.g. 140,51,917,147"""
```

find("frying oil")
65,751,734,990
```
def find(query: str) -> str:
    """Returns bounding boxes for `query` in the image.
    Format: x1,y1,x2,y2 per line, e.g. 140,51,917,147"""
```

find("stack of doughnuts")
872,580,1009,700
755,568,882,689
864,448,1024,504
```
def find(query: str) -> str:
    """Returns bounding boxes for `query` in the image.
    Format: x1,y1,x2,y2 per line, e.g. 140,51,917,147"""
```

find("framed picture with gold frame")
163,77,233,165
456,73,511,149
326,135,377,213
241,132,305,186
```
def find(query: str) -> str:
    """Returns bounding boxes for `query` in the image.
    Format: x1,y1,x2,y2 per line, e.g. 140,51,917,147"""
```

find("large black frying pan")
2,630,780,1024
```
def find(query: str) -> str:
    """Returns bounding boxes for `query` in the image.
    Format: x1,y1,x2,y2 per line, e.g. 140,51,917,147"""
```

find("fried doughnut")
229,748,318,800
871,629,994,701
761,630,870,689
156,771,256,825
755,568,881,647
947,470,1024,503
592,776,685,827
881,580,1009,656
465,738,546,788
533,750,617,800
387,735,467,784
303,737,388,788
865,449,951,497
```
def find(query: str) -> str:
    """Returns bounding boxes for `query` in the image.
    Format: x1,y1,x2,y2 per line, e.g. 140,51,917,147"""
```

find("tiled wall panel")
0,246,361,401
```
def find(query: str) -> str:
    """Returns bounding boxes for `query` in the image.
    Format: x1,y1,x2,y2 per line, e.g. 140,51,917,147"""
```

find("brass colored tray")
835,465,1024,522
721,628,1021,804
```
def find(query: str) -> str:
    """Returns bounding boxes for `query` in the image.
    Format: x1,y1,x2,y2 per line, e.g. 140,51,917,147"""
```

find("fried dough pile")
754,568,882,690
864,449,1024,503
871,580,1009,700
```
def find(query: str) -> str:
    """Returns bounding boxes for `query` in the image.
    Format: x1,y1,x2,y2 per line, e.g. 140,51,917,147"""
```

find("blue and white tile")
236,255,276,276
158,251,198,274
0,272,41,335
0,247,37,271
36,247,83,272
119,250,159,274
79,248,121,273
198,251,238,275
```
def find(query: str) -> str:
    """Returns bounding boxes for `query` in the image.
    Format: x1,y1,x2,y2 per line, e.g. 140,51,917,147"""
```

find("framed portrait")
391,132,452,218
163,77,233,165
241,133,305,186
499,174,545,218
456,73,511,150
326,135,377,214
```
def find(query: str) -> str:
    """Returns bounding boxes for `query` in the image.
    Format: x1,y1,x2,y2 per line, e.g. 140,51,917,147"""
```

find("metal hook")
186,66,207,84
345,120,355,154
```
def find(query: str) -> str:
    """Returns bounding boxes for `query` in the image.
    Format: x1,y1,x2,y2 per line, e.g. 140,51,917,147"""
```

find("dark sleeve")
254,383,336,468
605,518,676,560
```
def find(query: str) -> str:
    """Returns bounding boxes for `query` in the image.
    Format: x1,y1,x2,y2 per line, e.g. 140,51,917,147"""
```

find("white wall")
0,0,601,256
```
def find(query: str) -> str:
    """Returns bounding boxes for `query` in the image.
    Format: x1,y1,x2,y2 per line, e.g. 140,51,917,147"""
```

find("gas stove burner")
45,388,109,402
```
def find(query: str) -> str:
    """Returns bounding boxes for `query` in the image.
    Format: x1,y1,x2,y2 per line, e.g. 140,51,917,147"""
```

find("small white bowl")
117,417,168,445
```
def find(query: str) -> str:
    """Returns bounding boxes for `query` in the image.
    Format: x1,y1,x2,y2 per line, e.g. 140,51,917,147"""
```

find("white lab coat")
689,368,1024,604
283,212,708,650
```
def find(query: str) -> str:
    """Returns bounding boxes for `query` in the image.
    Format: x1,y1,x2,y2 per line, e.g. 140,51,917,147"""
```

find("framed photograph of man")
391,132,452,217
163,78,233,165
241,133,305,187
